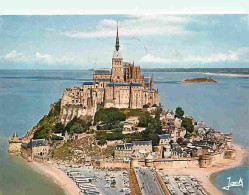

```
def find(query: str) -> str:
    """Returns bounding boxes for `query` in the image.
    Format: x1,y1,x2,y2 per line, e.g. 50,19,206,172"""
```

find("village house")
21,139,49,159
114,140,153,161
191,146,202,157
114,143,132,162
126,116,139,125
159,134,171,146
132,140,153,153
165,111,175,120
194,121,206,131
167,125,187,142
122,116,140,132
174,118,182,128
162,145,171,158
123,121,134,131
171,145,186,158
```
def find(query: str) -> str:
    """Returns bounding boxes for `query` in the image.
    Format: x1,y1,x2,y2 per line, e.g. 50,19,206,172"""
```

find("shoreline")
208,144,248,194
28,161,81,195
203,72,249,77
181,81,217,84
181,77,217,84
24,144,247,195
160,144,248,195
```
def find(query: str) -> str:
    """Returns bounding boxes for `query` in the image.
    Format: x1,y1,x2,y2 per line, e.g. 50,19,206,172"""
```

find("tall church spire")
115,21,120,51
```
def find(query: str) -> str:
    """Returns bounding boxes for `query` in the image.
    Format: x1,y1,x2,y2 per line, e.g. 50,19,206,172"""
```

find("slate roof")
83,81,94,85
172,147,183,154
116,141,153,150
159,134,171,139
115,143,132,150
28,139,49,147
132,140,152,146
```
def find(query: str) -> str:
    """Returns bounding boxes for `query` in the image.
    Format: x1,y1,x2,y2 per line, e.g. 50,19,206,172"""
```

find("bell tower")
111,22,124,83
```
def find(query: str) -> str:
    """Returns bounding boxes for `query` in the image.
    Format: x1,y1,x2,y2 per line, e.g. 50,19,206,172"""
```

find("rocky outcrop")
60,105,95,124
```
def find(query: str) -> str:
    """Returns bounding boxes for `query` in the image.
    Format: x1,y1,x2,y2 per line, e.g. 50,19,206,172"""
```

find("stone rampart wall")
99,160,130,169
8,142,22,153
153,158,199,168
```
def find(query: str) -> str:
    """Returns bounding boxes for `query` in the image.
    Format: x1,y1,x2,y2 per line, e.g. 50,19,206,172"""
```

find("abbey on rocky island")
60,24,160,124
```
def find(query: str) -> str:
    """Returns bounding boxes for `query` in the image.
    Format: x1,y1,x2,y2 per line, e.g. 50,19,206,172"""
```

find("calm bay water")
0,70,248,194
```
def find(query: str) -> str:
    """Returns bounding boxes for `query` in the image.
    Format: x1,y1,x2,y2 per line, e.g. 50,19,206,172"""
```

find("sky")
0,15,249,69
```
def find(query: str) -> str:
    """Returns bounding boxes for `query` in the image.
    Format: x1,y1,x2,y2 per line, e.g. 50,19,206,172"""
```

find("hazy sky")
0,15,249,69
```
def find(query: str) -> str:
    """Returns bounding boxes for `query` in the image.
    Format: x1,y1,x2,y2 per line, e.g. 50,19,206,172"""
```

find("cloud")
139,47,249,64
140,54,174,64
62,15,190,39
5,50,27,60
36,52,51,62
35,52,90,65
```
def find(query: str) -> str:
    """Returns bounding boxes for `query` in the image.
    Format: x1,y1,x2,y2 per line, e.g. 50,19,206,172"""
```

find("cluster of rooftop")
112,108,233,168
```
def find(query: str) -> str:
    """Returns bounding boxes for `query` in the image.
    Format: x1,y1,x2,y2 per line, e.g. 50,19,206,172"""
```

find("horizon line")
1,67,249,71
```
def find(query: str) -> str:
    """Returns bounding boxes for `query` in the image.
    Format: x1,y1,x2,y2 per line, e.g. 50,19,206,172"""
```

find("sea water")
151,71,249,195
0,70,248,195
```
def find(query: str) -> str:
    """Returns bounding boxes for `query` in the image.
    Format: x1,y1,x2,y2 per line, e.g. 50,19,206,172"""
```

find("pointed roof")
13,132,18,138
115,21,120,51
145,153,154,160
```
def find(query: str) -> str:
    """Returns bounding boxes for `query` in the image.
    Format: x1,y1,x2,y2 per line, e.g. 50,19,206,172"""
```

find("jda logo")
222,177,243,191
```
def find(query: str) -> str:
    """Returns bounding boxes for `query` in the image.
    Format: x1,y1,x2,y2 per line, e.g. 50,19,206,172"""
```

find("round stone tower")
8,132,22,153
145,153,154,167
199,155,212,168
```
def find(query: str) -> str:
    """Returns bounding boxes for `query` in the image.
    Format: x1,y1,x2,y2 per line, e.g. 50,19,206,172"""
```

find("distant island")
182,77,217,83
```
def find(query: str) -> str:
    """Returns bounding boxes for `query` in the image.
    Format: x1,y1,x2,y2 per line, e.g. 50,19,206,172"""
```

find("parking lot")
161,175,207,195
59,165,131,195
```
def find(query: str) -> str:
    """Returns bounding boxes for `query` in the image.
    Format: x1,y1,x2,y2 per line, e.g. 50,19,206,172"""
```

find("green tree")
54,99,61,116
65,117,91,134
33,126,50,140
138,112,153,127
175,107,184,119
182,117,194,133
111,180,116,186
94,108,126,126
98,137,107,146
140,129,159,146
155,107,161,121
48,99,61,117
69,122,85,134
53,122,64,133
95,131,107,140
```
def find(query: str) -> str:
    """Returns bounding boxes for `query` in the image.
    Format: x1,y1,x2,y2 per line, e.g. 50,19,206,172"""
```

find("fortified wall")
98,148,228,170
99,160,130,169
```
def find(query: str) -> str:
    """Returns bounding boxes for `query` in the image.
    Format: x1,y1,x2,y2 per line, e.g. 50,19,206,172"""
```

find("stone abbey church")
60,25,160,123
